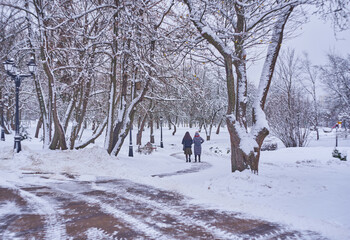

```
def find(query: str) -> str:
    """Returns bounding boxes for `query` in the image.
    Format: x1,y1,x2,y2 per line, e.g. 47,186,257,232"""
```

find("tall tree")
184,0,296,173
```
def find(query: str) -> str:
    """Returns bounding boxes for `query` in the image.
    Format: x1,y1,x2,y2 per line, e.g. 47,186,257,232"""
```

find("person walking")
193,132,204,162
182,131,193,162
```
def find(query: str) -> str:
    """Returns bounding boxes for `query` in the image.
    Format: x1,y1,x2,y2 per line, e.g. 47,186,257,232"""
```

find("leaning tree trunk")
169,116,177,136
228,5,293,173
149,100,155,144
137,104,155,146
34,2,66,150
216,118,223,135
35,116,42,138
109,34,130,155
0,90,10,135
75,117,107,150
39,45,67,150
69,77,92,149
110,77,150,156
105,4,119,152
136,112,148,145
49,91,68,150
25,3,50,147
104,53,118,153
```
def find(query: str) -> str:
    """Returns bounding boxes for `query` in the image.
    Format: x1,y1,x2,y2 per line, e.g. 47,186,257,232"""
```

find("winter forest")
1,0,350,239
0,0,349,171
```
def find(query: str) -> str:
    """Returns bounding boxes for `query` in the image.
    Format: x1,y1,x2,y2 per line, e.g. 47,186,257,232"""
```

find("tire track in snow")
16,187,66,240
1,215,20,240
51,182,167,240
0,182,66,240
1,176,327,239
91,181,240,240
44,180,229,239
92,179,327,240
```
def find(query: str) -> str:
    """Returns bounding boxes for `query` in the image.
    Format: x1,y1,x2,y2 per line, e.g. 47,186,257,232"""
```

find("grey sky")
247,14,350,85
286,14,350,66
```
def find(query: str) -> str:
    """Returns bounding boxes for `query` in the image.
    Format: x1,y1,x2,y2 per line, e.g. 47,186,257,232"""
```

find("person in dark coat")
193,132,204,162
182,131,193,162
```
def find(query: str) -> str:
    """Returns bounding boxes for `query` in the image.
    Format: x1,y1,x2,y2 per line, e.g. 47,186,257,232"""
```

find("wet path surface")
0,173,327,240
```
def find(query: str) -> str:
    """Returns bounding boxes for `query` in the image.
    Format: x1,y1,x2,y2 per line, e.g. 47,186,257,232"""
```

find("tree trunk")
35,117,42,138
105,57,118,153
0,90,10,134
149,111,155,143
76,118,107,149
137,112,148,145
92,120,96,131
63,94,76,133
110,78,150,156
105,3,119,152
25,1,50,147
167,115,172,130
40,44,67,150
69,76,92,149
33,75,50,147
216,118,223,135
227,119,269,173
49,92,68,150
171,116,177,136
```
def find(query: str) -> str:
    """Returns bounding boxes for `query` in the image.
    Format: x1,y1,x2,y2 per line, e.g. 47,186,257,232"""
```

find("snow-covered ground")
1,123,349,240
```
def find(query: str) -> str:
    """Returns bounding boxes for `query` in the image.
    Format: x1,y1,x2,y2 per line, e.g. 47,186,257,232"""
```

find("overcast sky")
247,13,350,85
285,14,350,66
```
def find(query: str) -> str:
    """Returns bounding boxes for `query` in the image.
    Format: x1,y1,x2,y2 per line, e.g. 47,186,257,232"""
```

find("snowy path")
151,152,212,178
0,173,327,240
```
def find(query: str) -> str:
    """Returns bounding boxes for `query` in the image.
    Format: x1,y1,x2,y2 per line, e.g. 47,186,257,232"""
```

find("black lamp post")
335,124,339,147
0,123,4,141
3,57,36,153
0,95,5,141
128,79,135,157
128,125,133,157
0,120,4,142
160,116,164,148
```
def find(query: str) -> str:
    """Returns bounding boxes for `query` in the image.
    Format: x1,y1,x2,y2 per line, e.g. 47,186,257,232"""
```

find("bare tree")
319,53,350,124
301,53,320,140
266,49,311,147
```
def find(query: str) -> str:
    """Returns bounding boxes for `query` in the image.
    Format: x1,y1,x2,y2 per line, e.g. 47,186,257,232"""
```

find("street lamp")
3,57,36,153
0,94,5,141
0,120,4,141
335,123,339,147
128,125,133,157
128,78,136,157
160,116,164,148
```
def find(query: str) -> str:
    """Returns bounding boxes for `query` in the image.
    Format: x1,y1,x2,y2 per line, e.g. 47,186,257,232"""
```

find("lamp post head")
160,116,163,123
27,57,37,74
3,59,14,73
12,65,18,74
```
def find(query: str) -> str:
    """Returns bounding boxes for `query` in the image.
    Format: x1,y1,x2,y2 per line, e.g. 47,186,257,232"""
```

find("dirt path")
0,173,327,240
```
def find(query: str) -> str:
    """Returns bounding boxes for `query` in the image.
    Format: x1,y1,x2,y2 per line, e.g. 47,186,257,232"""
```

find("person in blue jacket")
193,132,204,162
182,131,193,162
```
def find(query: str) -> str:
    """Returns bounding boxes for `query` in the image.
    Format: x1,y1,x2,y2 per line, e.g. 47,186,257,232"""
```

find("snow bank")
0,127,349,239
